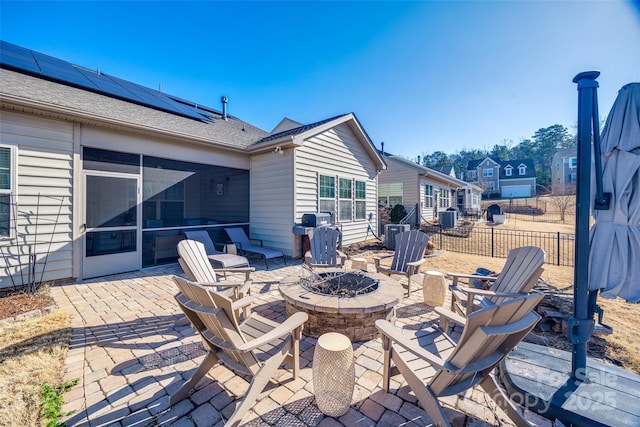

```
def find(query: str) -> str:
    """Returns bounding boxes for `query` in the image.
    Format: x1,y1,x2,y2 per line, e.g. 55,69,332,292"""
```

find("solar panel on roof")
0,41,41,73
0,40,214,122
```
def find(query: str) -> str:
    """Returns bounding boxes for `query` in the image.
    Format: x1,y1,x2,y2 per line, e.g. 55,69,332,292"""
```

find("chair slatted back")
225,227,251,248
390,230,430,273
488,246,545,305
184,230,221,255
309,227,340,266
172,276,261,375
178,240,219,284
429,293,543,396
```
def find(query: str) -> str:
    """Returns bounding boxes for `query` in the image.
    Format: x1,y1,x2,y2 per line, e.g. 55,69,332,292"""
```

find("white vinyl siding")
0,112,74,289
249,149,295,256
293,123,379,252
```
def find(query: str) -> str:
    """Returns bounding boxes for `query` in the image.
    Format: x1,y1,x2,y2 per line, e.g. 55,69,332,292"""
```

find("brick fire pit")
279,271,404,341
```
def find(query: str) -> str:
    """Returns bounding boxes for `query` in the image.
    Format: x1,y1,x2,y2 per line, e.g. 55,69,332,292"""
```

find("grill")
300,271,379,298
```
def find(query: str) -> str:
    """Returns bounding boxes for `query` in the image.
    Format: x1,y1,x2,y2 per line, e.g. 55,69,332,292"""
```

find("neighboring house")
378,152,482,222
465,157,537,198
0,41,385,287
551,147,577,194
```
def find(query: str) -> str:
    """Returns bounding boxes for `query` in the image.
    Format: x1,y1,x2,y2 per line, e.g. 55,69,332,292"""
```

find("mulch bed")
0,291,56,319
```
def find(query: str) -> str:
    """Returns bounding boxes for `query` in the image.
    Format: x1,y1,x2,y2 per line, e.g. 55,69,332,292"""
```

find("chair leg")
391,351,450,426
479,375,532,427
225,342,289,426
169,351,219,405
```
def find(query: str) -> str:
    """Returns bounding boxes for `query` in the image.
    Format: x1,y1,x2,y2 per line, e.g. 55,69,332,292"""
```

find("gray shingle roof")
253,114,349,145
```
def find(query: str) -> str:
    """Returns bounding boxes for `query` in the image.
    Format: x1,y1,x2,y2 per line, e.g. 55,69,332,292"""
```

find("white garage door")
501,185,531,198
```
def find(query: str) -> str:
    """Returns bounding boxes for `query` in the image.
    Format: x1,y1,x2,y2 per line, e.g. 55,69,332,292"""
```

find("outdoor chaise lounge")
374,229,430,297
224,227,285,269
184,230,250,269
376,292,544,427
169,275,307,426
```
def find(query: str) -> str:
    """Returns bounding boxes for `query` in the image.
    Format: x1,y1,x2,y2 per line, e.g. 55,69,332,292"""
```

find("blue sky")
1,1,639,159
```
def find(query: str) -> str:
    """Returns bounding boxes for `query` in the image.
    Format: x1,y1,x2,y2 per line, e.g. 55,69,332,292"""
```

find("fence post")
439,224,443,250
491,227,495,258
557,232,561,266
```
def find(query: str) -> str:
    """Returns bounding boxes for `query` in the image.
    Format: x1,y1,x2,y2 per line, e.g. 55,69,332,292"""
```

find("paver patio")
50,258,553,427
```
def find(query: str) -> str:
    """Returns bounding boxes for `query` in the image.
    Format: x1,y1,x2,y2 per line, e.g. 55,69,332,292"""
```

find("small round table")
423,270,447,307
312,332,355,416
350,257,368,271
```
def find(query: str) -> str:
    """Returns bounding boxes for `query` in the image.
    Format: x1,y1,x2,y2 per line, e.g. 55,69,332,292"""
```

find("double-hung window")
0,145,16,238
425,184,433,208
355,180,366,220
483,168,493,177
319,175,336,217
338,178,352,222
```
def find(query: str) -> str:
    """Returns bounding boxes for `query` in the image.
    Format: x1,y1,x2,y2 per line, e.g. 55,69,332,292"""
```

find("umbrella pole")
570,71,602,381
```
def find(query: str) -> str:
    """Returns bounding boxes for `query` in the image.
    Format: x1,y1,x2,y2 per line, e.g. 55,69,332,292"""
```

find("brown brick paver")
51,259,552,427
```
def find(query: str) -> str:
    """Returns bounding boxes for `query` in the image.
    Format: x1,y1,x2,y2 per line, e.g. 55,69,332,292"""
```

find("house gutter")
0,93,251,154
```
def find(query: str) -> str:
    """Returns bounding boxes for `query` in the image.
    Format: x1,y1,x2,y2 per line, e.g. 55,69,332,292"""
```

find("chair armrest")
406,258,427,275
214,267,254,281
237,312,308,352
230,295,255,312
462,288,527,298
447,272,498,287
375,319,448,369
373,254,393,268
249,238,263,247
434,306,467,327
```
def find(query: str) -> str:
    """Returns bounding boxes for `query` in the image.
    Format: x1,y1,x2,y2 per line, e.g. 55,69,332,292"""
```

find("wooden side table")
312,332,355,416
423,270,446,307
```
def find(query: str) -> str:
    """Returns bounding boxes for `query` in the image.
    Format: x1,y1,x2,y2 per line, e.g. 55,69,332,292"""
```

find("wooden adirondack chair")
304,226,347,269
376,292,544,427
177,239,253,300
447,246,545,322
374,230,430,297
170,275,308,427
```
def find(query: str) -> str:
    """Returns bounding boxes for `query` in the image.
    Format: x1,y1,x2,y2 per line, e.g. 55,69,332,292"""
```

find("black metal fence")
422,224,575,267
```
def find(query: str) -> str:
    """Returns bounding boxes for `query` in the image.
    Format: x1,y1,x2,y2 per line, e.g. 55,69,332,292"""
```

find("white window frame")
518,165,527,175
483,168,493,177
318,174,336,219
354,180,366,221
505,166,513,177
425,184,433,208
338,177,353,222
0,145,17,239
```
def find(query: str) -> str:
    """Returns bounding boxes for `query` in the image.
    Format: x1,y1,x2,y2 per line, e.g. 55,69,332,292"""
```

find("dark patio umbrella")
589,83,640,303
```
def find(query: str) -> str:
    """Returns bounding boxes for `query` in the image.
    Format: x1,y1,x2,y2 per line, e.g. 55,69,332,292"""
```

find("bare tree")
546,182,576,223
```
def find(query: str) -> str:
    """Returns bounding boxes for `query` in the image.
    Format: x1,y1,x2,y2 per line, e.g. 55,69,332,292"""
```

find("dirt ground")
345,216,639,374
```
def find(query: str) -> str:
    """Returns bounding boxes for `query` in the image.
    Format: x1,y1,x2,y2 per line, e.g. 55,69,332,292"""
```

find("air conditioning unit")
439,211,457,229
384,223,410,249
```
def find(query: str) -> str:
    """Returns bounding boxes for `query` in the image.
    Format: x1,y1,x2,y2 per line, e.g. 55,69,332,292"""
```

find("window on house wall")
425,184,433,208
505,166,513,176
439,187,449,208
570,157,577,168
319,175,336,217
338,178,352,222
483,168,493,177
378,183,403,208
489,182,495,191
519,165,526,175
0,145,16,238
355,180,366,220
